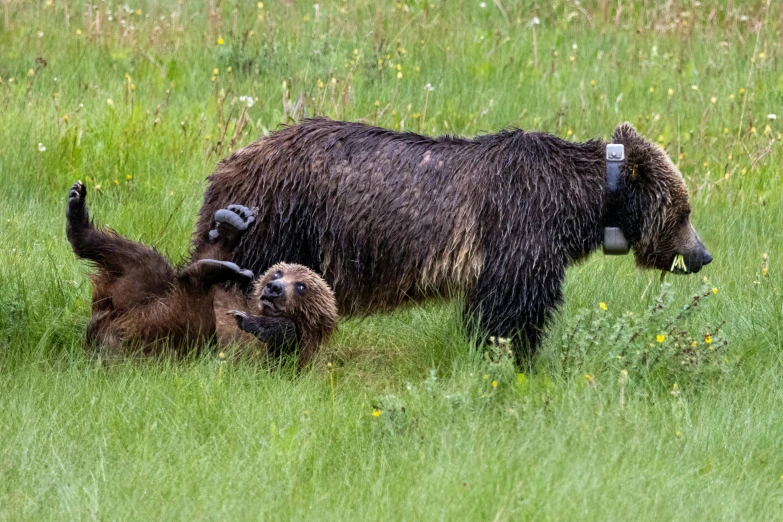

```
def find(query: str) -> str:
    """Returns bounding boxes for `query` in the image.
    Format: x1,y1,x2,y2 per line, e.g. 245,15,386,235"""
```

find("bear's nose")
703,251,713,266
264,280,284,298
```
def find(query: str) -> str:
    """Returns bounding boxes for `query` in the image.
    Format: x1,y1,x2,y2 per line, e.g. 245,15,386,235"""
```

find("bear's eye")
272,270,283,280
294,282,307,295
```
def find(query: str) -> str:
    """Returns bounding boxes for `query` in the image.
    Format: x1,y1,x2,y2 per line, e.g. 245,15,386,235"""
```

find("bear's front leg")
464,262,564,368
227,311,298,356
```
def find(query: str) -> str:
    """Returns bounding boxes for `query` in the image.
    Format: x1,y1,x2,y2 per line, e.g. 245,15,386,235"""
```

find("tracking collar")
603,144,630,255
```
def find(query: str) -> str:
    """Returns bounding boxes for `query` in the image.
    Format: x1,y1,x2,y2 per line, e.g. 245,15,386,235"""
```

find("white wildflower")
38,143,46,152
239,95,254,108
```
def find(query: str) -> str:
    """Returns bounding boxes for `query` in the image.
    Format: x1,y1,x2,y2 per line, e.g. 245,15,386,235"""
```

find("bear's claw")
214,204,256,231
67,181,87,219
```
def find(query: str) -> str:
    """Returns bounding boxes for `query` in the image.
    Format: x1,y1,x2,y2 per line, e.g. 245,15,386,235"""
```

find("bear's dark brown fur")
66,182,337,366
192,119,711,362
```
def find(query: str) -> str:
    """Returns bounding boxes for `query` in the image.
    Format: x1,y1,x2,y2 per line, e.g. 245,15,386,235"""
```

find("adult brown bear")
66,182,337,367
191,120,711,363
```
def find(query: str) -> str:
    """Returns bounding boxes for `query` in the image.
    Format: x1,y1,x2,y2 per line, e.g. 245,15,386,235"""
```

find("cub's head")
253,263,338,342
613,123,712,274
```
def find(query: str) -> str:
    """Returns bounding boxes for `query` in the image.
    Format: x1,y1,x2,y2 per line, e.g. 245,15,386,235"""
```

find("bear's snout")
264,280,285,299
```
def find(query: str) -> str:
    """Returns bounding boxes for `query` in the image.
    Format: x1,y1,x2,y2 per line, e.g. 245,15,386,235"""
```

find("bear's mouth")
260,296,282,316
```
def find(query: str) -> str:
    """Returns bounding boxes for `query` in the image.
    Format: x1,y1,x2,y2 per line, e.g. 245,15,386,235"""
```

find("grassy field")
1,0,782,519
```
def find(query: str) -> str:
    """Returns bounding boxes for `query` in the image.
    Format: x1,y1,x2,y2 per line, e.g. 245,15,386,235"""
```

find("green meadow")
1,0,782,519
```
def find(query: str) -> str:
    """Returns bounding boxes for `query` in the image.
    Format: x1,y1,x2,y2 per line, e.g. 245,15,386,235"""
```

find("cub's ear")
613,122,642,143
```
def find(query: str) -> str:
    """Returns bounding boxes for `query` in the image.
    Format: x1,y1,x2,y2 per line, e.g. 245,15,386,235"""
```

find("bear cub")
65,181,337,367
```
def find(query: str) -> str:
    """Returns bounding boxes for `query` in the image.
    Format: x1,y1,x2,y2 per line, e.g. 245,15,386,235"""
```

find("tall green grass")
1,1,782,519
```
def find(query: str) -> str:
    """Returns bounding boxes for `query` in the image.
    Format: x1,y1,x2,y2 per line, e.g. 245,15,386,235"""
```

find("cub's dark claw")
215,205,256,231
187,259,254,287
208,204,256,245
67,181,87,217
213,260,254,285
227,310,258,334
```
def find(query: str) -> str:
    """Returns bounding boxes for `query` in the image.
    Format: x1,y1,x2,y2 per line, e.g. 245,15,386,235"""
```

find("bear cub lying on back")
65,181,337,367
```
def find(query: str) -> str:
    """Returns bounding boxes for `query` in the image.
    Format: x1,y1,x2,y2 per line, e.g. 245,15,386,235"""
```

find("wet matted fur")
192,119,711,362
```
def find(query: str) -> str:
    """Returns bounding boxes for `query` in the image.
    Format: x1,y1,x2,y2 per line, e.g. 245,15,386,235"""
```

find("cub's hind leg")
66,181,174,291
192,204,256,262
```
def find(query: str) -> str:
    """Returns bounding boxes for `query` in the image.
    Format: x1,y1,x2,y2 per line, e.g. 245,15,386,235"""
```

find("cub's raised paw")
223,205,257,230
67,181,87,218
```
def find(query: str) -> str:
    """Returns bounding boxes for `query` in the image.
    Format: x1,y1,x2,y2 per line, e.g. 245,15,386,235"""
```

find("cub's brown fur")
192,119,712,364
66,182,336,366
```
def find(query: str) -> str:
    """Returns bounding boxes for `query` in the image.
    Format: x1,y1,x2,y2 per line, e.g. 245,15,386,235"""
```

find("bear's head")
612,123,712,274
253,262,338,343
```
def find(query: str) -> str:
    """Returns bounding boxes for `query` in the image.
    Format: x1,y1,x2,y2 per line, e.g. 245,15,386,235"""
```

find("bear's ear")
613,122,642,144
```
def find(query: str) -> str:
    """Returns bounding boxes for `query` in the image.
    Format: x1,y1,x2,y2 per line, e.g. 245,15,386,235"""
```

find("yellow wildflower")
668,88,674,96
585,374,594,383
397,72,402,79
372,409,381,417
739,87,745,94
656,334,665,343
492,381,498,388
213,68,219,75
599,302,608,311
705,335,713,344
217,37,225,45
483,374,489,380
712,288,718,295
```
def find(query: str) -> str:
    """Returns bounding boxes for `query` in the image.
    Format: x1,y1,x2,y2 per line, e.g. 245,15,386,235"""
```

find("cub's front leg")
227,311,298,356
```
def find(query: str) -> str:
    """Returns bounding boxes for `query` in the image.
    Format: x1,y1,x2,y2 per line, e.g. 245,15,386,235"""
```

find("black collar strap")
603,144,630,255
